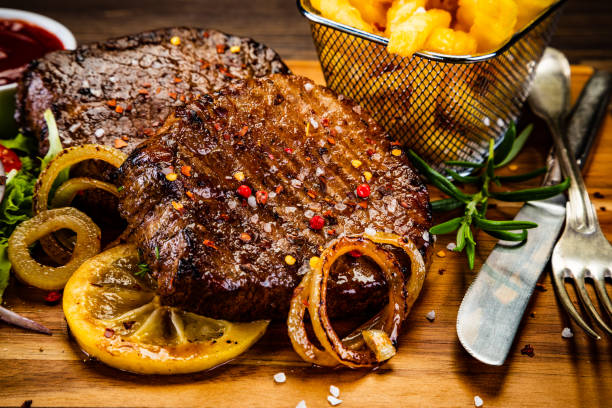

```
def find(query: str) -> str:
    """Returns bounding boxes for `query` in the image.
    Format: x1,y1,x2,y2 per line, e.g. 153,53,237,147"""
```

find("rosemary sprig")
408,122,570,269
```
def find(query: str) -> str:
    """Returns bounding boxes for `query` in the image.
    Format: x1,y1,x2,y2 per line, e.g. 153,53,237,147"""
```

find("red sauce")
0,19,64,86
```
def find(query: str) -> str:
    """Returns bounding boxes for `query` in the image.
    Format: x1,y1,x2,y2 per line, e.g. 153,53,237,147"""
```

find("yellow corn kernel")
170,36,181,46
285,255,296,266
166,172,178,181
234,171,245,181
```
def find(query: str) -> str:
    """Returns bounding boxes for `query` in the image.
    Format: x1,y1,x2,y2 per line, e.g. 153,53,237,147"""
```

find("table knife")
456,70,612,366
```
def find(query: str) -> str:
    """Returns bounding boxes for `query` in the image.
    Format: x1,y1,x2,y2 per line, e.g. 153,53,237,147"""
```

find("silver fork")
529,49,612,339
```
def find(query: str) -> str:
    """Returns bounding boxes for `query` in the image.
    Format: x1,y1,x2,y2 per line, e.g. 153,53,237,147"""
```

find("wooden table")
0,61,610,408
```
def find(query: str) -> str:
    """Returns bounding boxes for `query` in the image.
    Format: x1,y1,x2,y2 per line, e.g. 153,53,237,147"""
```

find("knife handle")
543,70,612,186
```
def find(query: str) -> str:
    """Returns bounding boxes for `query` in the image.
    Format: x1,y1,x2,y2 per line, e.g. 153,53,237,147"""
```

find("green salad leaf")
0,109,63,302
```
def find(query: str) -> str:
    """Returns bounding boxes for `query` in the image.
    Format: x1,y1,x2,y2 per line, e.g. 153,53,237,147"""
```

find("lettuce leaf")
0,109,63,302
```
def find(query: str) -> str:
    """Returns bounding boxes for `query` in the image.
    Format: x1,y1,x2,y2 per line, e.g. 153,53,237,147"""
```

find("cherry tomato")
0,145,21,173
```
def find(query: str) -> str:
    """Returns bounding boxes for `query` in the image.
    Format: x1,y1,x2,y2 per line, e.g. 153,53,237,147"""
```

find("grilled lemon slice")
63,244,269,375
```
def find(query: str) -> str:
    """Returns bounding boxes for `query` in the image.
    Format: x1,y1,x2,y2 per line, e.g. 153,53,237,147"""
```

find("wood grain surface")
0,61,610,408
6,0,612,70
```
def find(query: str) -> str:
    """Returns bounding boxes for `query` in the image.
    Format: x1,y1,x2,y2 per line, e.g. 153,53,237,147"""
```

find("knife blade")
456,70,612,366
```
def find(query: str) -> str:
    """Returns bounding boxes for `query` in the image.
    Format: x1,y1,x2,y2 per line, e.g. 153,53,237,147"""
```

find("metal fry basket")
298,0,567,171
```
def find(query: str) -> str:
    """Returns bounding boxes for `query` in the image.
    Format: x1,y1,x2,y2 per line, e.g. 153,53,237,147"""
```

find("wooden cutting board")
1,62,611,408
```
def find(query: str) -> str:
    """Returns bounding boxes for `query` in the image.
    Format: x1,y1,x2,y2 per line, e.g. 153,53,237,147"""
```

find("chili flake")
240,232,252,242
275,185,283,194
230,45,241,53
171,201,184,212
351,159,362,168
356,183,371,199
520,344,535,357
168,92,177,100
349,250,362,258
216,44,226,53
181,165,192,177
121,135,129,141
186,191,195,200
237,184,252,198
391,149,402,156
44,291,62,303
285,255,296,266
358,201,368,209
107,99,117,107
138,89,149,95
166,172,178,181
203,239,218,249
309,215,325,230
173,77,182,83
363,171,373,182
327,137,336,145
115,105,124,114
114,138,128,149
214,122,222,131
170,36,181,46
309,256,321,269
284,147,294,154
237,125,249,137
256,190,268,204
307,190,317,199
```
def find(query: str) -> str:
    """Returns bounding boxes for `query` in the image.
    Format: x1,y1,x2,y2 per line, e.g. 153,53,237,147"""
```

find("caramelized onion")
8,207,101,290
287,233,426,368
50,177,119,209
33,144,126,215
32,145,125,262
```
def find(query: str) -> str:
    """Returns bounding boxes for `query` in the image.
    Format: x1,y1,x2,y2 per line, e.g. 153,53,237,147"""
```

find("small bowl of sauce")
0,8,76,136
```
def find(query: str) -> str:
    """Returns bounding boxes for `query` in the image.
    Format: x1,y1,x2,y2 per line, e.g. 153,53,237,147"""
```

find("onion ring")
8,207,101,290
288,233,426,368
32,144,125,262
50,177,119,209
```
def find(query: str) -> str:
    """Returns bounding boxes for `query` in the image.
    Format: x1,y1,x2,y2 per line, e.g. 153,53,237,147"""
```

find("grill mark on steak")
116,74,432,321
16,27,289,157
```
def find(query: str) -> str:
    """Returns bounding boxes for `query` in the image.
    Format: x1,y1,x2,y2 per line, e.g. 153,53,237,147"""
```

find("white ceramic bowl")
0,8,76,137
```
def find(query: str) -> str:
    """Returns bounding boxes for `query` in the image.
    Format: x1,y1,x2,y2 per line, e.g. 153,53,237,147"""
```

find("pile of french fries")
312,0,557,57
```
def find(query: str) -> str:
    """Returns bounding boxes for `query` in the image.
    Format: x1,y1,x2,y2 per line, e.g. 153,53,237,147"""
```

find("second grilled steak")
116,74,432,321
16,27,289,157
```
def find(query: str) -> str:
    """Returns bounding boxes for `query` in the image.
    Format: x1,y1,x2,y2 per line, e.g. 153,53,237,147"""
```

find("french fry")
319,0,376,33
387,9,452,57
515,0,556,30
349,0,392,30
469,0,518,53
386,0,426,35
424,27,477,55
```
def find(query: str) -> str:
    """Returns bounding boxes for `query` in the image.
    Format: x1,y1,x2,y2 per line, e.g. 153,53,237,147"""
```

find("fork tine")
574,277,612,336
593,277,612,320
551,270,601,340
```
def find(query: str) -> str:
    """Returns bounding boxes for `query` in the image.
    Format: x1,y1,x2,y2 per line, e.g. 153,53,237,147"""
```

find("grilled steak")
116,74,432,321
15,27,289,157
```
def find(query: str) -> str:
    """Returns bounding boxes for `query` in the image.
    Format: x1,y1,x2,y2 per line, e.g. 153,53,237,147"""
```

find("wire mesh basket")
298,0,567,171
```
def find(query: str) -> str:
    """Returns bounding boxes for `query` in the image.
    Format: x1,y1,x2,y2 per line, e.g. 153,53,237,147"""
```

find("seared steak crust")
16,27,289,156
117,74,432,321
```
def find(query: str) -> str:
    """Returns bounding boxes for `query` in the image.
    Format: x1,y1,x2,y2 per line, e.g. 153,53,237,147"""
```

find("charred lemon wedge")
63,244,269,375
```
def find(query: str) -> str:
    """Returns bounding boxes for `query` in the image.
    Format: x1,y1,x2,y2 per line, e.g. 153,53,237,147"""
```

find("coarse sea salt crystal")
335,203,347,212
334,125,343,134
474,396,483,407
304,82,314,92
426,310,436,321
247,196,257,208
273,372,286,383
446,242,456,251
291,179,302,188
329,385,340,398
250,214,259,224
264,223,272,233
316,167,325,177
228,200,237,210
352,105,362,114
95,128,105,138
268,191,277,199
296,401,307,408
327,396,342,406
304,209,315,219
422,231,430,242
371,153,381,161
365,227,376,236
562,327,574,338
310,117,319,129
286,206,297,213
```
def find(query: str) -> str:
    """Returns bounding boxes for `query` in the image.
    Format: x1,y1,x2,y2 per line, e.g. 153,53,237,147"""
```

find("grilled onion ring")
32,145,126,262
50,177,119,209
8,207,101,290
288,233,426,368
